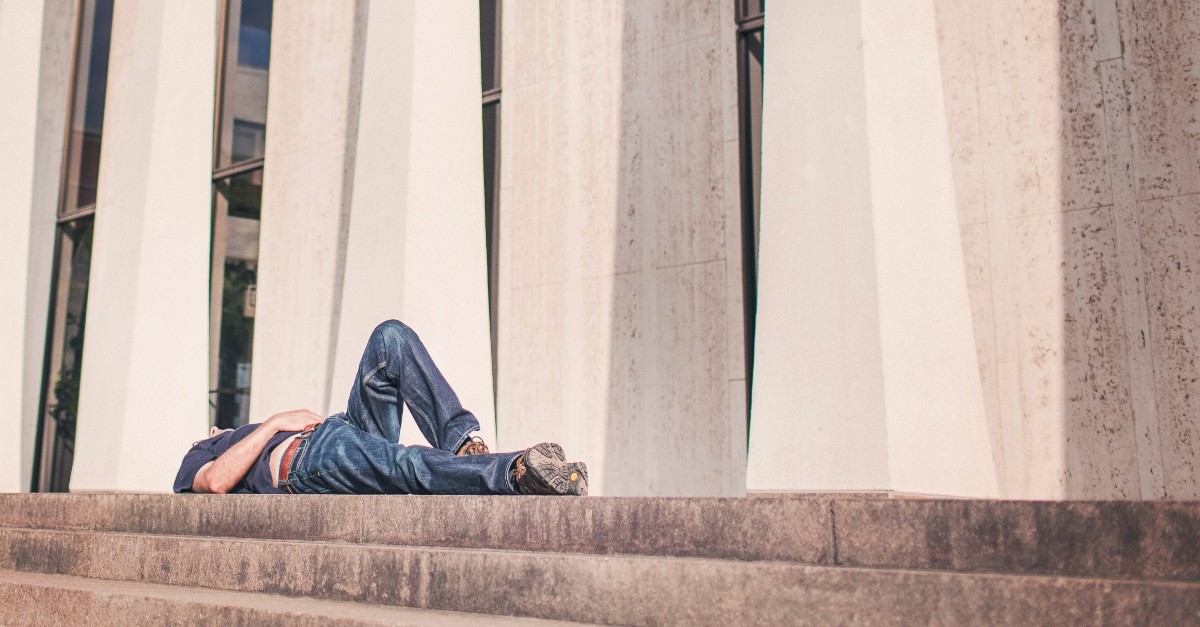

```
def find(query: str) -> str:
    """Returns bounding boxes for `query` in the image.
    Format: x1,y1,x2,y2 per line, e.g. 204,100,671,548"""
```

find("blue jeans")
282,320,521,495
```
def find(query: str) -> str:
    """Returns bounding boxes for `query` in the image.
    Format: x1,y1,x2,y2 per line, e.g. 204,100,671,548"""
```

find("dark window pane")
747,29,763,255
737,13,764,419
482,103,500,387
739,0,765,21
236,0,273,69
216,0,273,169
480,0,500,92
63,0,114,211
231,119,266,165
36,217,94,492
210,171,263,428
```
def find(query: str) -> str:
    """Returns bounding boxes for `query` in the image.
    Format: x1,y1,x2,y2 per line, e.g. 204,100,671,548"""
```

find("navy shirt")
173,423,298,494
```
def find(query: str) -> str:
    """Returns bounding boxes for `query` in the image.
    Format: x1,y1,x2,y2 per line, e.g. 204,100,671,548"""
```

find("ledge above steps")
1,493,1198,582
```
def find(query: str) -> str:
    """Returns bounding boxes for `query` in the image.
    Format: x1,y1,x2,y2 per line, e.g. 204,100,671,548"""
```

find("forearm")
193,422,282,493
192,409,324,494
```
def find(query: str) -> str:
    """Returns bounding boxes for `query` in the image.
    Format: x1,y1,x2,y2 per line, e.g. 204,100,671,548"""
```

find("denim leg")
344,319,481,453
287,418,520,495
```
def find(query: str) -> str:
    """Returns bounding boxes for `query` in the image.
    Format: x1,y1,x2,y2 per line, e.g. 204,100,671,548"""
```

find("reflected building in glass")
210,0,273,429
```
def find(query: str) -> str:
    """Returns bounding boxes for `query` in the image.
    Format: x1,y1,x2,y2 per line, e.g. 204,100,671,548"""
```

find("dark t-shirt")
173,424,298,494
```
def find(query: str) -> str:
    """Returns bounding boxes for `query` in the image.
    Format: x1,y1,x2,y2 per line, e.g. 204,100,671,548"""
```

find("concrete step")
0,568,584,626
1,526,1198,625
2,493,1198,582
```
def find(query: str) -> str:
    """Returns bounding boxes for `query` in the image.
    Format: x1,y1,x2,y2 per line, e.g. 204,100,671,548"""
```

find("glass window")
34,0,115,493
480,0,502,393
736,0,764,417
480,0,500,93
35,218,95,492
210,0,273,429
215,0,273,171
61,0,114,213
210,171,263,427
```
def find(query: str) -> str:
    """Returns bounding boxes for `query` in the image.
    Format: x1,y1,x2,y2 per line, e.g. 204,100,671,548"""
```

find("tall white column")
327,1,496,446
71,0,217,492
0,0,75,492
248,1,365,420
747,0,997,496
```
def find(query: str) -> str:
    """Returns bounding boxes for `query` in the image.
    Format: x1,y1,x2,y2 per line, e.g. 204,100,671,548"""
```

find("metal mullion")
482,88,502,105
56,205,96,224
737,16,764,34
212,158,265,181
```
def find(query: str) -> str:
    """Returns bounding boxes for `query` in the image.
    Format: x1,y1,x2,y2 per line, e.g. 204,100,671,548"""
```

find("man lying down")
174,320,587,497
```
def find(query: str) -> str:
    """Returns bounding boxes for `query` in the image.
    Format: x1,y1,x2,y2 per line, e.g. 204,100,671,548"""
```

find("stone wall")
935,0,1200,498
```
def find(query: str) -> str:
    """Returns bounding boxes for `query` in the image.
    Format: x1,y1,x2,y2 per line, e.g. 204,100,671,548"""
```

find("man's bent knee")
372,319,417,346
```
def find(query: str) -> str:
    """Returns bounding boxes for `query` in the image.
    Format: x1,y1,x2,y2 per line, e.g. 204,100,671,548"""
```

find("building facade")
1,0,1198,499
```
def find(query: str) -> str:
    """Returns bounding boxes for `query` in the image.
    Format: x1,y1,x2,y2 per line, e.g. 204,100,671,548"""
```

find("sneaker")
456,435,490,456
512,442,588,496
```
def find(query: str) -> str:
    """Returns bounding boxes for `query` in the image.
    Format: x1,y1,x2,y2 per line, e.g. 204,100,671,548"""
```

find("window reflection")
37,217,94,492
63,0,113,212
737,0,764,417
35,0,114,492
211,0,272,429
480,0,499,92
210,171,262,428
215,0,272,170
236,0,272,69
480,0,502,392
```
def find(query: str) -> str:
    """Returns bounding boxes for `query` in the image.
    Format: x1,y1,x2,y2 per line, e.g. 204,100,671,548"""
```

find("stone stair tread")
3,526,1199,625
0,568,588,626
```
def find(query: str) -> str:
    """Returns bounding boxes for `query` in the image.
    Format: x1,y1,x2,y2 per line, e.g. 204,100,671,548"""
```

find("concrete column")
746,0,997,496
249,1,366,420
327,1,496,446
0,0,45,492
496,2,744,495
71,0,217,491
0,0,78,492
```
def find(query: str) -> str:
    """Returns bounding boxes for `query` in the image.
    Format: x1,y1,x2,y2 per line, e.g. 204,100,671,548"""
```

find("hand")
266,409,325,433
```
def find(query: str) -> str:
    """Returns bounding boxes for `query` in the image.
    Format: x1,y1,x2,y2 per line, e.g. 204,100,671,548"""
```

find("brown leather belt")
278,433,307,494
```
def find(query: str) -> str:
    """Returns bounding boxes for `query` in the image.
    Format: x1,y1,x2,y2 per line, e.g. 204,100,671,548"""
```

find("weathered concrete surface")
0,493,834,564
70,0,217,492
833,499,1200,581
0,569,578,626
933,0,1200,499
0,528,1197,626
0,0,73,495
3,494,1200,582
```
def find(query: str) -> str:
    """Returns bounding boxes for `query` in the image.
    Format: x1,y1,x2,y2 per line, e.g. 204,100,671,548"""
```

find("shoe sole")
526,443,587,496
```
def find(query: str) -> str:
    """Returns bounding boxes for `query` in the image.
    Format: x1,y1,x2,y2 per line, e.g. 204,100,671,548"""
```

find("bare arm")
191,409,324,494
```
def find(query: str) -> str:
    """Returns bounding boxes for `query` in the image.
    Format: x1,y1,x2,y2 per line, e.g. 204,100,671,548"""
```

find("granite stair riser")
0,570,578,626
1,494,1198,582
1,528,1198,626
0,580,388,627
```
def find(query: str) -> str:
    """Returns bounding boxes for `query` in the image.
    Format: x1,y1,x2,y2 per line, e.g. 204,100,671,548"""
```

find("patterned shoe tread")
524,443,588,496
